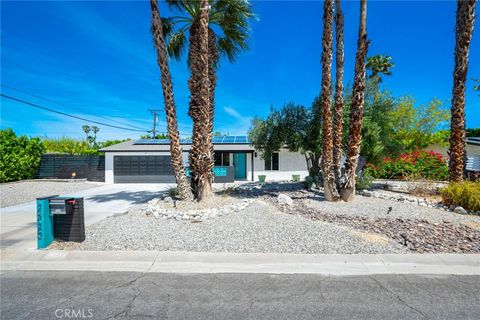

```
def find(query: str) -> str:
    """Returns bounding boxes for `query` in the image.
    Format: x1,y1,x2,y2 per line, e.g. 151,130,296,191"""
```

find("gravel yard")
0,180,100,207
52,200,406,254
304,193,480,225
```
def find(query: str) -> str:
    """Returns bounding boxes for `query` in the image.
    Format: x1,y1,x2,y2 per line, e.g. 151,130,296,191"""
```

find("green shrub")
356,171,374,190
258,175,266,183
440,182,480,211
304,175,315,189
42,137,98,155
365,149,448,181
292,174,300,182
0,129,45,182
168,187,179,198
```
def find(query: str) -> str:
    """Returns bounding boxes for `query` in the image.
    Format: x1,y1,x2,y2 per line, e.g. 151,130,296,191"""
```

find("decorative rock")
277,194,294,206
362,190,373,197
163,196,173,203
454,206,468,215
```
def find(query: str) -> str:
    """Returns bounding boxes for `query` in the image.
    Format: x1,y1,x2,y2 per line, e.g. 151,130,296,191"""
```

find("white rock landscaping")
145,197,255,222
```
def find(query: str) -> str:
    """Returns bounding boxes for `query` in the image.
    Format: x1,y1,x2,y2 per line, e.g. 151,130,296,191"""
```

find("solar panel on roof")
133,135,249,145
212,136,224,143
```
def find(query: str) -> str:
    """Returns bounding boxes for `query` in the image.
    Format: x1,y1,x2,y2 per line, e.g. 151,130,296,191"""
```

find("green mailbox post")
36,196,55,249
36,196,82,249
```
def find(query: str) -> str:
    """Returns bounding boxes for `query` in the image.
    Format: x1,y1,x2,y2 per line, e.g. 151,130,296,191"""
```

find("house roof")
99,136,252,152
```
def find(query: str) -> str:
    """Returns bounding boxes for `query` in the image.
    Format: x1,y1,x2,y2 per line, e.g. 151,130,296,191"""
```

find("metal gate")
113,155,175,183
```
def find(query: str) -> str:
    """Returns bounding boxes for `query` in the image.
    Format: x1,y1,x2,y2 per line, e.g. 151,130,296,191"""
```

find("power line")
0,94,148,132
0,83,147,130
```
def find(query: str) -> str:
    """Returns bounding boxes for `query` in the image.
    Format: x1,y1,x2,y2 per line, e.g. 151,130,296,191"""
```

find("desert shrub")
440,181,480,211
0,129,46,182
218,185,236,197
304,176,315,189
168,187,179,198
365,150,448,181
355,171,374,190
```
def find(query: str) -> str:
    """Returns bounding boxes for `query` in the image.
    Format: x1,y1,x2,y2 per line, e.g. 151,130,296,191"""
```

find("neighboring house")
99,136,308,184
424,137,480,157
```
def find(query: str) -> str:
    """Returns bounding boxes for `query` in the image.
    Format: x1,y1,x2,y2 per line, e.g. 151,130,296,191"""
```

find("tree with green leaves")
366,54,394,85
82,125,91,140
248,102,320,174
161,0,254,200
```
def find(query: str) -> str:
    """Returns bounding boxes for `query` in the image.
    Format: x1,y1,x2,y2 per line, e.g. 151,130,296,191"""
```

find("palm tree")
82,125,91,140
187,0,212,200
150,0,193,200
449,0,476,183
162,0,254,199
320,0,339,201
341,0,369,202
333,0,345,186
366,54,394,84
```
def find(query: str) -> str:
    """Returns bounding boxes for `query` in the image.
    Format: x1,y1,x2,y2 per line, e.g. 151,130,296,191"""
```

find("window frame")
264,152,279,171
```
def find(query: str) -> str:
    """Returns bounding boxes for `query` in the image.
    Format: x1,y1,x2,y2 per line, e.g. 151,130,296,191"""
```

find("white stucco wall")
247,149,308,182
105,148,308,183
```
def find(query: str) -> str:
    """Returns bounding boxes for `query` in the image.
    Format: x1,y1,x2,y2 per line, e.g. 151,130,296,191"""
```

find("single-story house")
99,136,308,184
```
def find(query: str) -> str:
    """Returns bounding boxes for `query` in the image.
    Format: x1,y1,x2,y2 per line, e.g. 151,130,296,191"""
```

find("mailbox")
36,196,85,249
49,197,75,215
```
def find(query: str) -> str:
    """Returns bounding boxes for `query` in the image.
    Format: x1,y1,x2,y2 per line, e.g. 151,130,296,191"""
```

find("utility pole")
148,109,161,139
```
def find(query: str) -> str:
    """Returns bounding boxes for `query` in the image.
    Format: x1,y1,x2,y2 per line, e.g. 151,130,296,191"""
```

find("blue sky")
1,1,479,141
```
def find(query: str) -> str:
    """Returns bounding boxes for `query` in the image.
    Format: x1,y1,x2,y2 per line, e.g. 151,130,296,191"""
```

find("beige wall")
424,143,480,157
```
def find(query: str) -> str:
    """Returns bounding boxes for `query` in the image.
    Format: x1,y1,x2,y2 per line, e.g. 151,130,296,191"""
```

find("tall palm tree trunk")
449,0,476,183
208,28,218,169
150,0,193,200
333,0,345,186
320,0,339,201
341,0,369,202
188,0,214,200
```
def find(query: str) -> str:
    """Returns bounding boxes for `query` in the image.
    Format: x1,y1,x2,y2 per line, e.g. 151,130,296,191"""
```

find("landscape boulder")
277,194,294,206
454,206,468,215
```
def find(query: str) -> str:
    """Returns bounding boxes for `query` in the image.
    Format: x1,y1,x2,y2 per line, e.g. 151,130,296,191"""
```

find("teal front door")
233,153,247,179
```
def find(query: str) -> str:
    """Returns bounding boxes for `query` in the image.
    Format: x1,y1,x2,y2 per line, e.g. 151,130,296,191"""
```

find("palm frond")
167,30,187,60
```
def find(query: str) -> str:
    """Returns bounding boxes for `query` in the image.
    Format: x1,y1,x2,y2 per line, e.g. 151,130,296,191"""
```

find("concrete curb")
1,250,479,275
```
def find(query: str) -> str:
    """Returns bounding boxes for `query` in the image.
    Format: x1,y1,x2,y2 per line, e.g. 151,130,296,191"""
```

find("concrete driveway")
0,183,170,250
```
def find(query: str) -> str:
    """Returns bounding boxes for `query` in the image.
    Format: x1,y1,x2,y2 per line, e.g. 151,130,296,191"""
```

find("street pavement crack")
370,275,429,319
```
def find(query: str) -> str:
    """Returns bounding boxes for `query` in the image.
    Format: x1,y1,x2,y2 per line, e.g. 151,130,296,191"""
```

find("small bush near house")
168,187,179,198
258,175,266,183
0,129,45,182
292,174,300,182
355,171,374,190
365,150,448,181
440,182,480,212
304,176,315,189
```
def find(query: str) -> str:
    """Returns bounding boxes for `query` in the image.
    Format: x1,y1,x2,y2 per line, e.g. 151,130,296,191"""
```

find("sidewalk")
1,250,479,275
0,183,168,250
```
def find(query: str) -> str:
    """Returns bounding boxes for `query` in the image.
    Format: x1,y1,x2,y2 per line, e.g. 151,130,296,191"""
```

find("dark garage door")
114,155,175,183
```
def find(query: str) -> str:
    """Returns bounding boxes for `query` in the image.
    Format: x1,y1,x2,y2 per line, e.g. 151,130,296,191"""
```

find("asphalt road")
1,271,479,320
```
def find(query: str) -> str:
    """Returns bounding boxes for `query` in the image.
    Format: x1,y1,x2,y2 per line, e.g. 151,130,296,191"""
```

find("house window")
264,152,279,171
214,152,230,166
